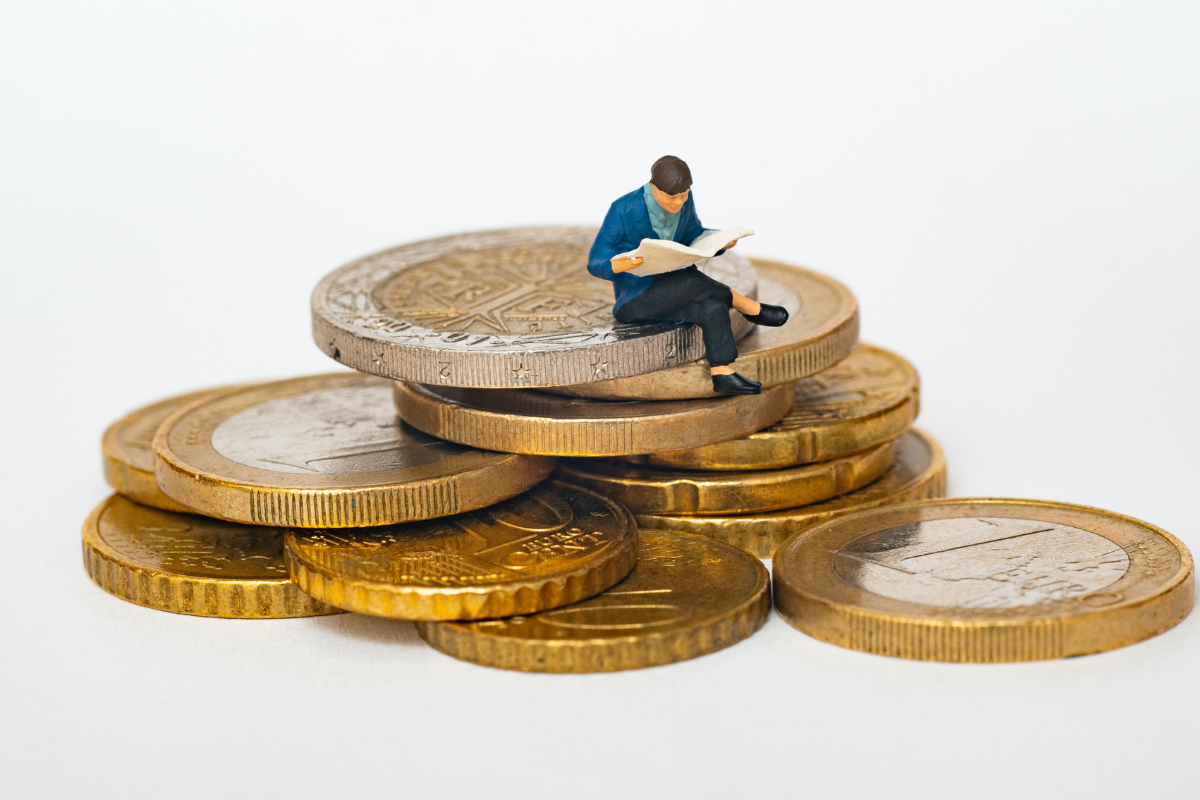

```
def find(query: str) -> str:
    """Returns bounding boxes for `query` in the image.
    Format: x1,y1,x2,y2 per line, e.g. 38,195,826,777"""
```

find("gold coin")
82,495,341,618
556,437,895,516
102,385,239,512
416,529,770,672
623,343,918,470
153,373,555,527
392,380,793,457
551,259,859,400
284,481,638,620
773,498,1194,662
635,429,946,557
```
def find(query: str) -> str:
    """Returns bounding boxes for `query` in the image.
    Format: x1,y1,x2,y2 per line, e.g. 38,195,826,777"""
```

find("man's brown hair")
650,155,692,195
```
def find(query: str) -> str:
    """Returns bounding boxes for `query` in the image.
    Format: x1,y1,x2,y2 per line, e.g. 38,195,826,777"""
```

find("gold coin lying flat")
636,429,945,557
284,481,637,620
556,437,895,516
417,529,770,672
153,373,554,527
774,498,1194,662
552,259,859,400
393,381,793,457
102,385,238,512
82,495,341,618
623,343,918,470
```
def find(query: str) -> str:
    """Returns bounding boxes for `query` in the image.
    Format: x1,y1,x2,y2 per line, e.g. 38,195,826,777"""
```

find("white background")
3,2,1198,797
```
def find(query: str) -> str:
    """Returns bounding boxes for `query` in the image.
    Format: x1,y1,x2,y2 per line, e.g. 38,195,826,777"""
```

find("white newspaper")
618,227,754,277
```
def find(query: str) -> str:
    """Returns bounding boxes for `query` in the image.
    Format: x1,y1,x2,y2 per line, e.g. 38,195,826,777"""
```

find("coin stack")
85,226,1192,668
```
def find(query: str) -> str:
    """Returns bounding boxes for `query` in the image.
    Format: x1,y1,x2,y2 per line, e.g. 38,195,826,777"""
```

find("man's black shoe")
743,303,789,327
712,372,762,395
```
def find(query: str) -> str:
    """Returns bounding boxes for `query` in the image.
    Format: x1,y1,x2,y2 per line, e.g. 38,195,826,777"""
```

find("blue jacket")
587,187,709,311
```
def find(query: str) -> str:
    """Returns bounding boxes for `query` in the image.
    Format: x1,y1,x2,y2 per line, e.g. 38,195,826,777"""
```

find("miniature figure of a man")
587,155,788,395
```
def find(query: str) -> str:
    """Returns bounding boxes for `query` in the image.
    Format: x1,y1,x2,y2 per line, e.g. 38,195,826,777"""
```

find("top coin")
551,259,859,400
773,498,1194,662
311,227,759,388
152,373,555,527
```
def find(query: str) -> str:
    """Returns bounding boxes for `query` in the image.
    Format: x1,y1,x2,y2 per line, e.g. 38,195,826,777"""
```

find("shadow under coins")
306,610,427,647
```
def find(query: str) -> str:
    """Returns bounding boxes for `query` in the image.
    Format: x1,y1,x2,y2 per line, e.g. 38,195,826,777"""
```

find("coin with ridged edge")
555,437,895,516
773,498,1194,662
393,380,793,457
103,385,240,512
417,528,770,672
82,495,342,618
622,343,918,470
551,259,859,400
284,481,637,620
153,373,555,527
635,429,946,557
311,226,760,388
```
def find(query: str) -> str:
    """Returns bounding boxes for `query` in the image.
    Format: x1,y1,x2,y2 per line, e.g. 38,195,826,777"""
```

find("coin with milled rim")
773,498,1194,662
416,529,770,672
153,373,555,527
311,226,759,388
635,429,946,557
284,480,637,620
82,495,341,618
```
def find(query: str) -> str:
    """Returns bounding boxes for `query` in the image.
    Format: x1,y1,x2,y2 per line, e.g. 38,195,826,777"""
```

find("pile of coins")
86,227,1193,669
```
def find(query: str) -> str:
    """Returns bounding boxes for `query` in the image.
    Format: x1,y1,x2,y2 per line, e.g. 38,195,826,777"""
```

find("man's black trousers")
614,266,740,367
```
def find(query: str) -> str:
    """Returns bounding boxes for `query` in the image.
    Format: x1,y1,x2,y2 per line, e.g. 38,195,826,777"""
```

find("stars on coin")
513,364,532,383
328,340,341,360
592,359,609,378
373,351,387,368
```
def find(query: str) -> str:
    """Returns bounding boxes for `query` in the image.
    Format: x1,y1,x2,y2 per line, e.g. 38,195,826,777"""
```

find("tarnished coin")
311,226,759,388
82,495,341,618
153,373,555,527
284,481,637,620
393,381,793,457
637,429,946,557
417,529,770,672
552,259,859,399
774,498,1194,662
623,344,918,470
556,438,895,516
102,385,238,512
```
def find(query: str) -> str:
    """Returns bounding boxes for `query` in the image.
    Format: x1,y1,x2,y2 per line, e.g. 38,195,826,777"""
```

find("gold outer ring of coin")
555,437,895,515
102,384,245,512
551,259,860,400
392,380,794,457
635,429,946,557
283,480,639,621
82,495,341,618
416,528,771,673
773,497,1195,662
153,372,556,527
622,343,919,470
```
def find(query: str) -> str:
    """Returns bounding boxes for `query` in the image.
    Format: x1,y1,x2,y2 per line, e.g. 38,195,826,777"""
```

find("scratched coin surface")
102,385,239,512
773,498,1194,662
311,226,758,388
82,495,341,618
153,373,555,527
417,529,770,672
284,481,638,620
637,429,946,557
623,343,918,470
551,259,859,399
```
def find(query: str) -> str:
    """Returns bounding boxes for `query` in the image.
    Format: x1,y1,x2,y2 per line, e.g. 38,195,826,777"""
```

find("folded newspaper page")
619,227,754,277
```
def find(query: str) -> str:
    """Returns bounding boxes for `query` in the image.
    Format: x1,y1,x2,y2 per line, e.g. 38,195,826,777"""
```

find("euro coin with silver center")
417,529,770,672
773,498,1194,662
82,495,341,618
284,481,637,621
153,373,554,527
393,380,793,457
311,226,758,388
555,437,895,515
551,259,859,400
636,429,945,557
623,343,918,470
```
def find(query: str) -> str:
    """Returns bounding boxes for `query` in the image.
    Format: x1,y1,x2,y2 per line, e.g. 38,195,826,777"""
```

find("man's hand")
611,256,644,273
